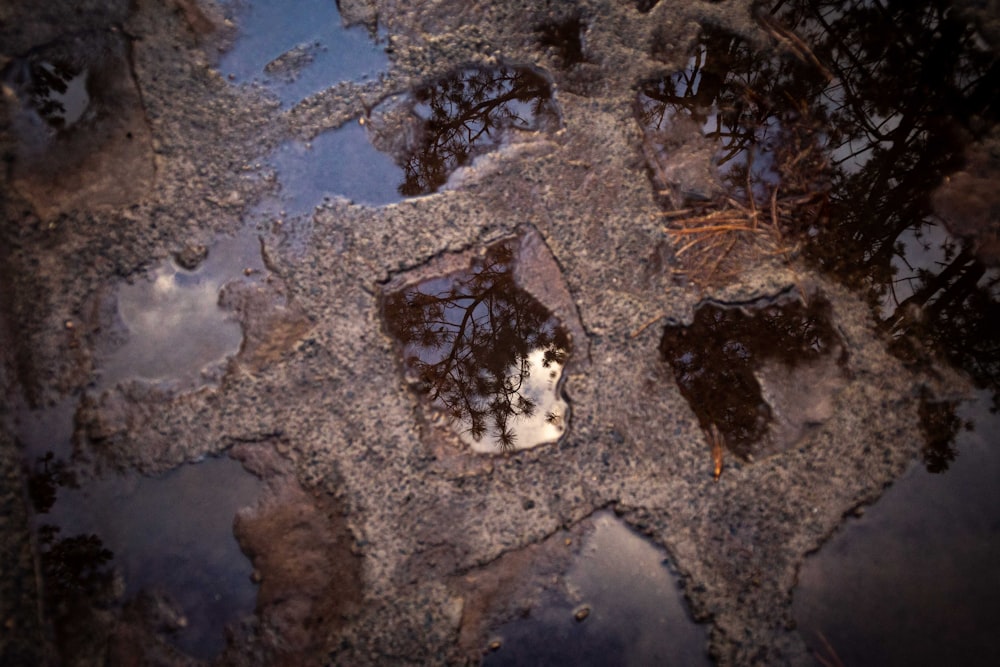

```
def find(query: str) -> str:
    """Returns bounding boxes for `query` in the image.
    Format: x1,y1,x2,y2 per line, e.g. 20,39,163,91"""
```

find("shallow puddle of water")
381,236,571,454
263,120,404,213
15,397,266,662
39,456,262,659
2,31,154,218
794,389,1000,666
640,1,1000,395
368,64,561,196
483,512,711,666
218,0,387,105
98,232,264,390
660,291,845,462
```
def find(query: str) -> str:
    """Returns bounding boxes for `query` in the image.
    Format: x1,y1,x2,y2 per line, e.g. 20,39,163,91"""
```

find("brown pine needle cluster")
660,183,796,286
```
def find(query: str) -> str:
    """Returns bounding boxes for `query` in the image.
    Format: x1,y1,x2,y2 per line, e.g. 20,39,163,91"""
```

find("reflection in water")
660,292,844,461
638,1,1000,406
4,59,91,129
484,512,711,666
377,64,560,196
99,233,263,389
795,389,1000,666
535,16,588,68
264,120,404,212
382,239,570,453
917,389,963,474
218,0,387,105
37,456,263,660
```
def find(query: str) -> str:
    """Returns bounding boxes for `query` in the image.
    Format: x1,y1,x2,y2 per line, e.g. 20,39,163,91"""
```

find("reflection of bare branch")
639,1,1000,398
397,66,559,195
384,242,569,451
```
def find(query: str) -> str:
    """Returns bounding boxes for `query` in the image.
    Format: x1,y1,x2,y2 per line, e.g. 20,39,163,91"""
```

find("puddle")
381,234,572,454
660,290,846,463
535,17,589,68
482,512,711,666
794,389,1000,666
263,120,405,213
367,63,561,196
218,0,387,105
262,63,562,211
635,23,820,206
3,59,91,129
26,430,263,661
1,31,154,218
639,2,1000,394
98,232,265,390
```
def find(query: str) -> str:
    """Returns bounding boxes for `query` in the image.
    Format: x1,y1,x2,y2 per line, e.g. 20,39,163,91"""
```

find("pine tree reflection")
397,65,559,196
639,0,1000,409
382,242,570,452
27,451,78,514
660,296,842,459
918,390,963,474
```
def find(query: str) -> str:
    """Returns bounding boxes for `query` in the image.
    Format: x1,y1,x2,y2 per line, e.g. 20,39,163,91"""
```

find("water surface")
484,512,711,666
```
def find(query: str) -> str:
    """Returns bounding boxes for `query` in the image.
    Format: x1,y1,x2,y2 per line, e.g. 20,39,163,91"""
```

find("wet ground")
1,0,999,665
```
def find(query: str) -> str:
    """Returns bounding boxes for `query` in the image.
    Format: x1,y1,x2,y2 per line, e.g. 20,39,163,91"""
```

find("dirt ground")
0,0,987,665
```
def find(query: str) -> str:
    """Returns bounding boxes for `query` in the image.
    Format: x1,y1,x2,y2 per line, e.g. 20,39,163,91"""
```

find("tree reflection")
396,65,560,196
660,295,842,459
27,451,78,514
4,58,84,128
382,241,570,452
918,390,963,474
639,0,1000,408
535,16,588,68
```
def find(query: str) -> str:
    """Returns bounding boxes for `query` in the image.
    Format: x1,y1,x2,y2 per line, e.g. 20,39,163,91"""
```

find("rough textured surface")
0,0,986,665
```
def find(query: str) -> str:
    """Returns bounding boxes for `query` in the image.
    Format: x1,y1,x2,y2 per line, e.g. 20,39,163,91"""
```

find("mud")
1,0,998,665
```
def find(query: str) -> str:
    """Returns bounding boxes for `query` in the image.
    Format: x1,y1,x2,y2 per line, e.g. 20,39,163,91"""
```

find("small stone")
64,320,74,330
488,639,502,651
574,606,590,622
175,243,208,270
250,569,263,583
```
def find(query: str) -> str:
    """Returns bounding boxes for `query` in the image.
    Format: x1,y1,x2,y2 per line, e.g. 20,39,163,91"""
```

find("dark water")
660,291,846,461
642,1,1000,661
794,389,1000,666
218,0,387,105
535,17,589,68
381,236,571,454
37,457,263,659
483,512,711,666
17,396,263,661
